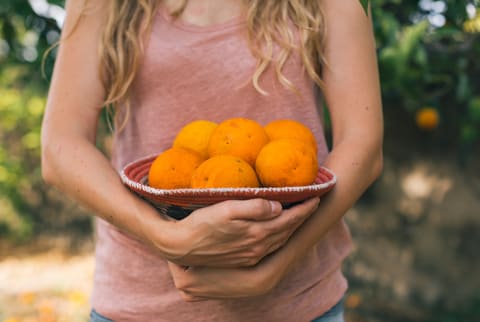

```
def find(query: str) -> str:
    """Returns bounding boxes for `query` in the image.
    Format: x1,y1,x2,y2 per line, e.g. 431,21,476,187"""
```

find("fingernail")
269,201,282,215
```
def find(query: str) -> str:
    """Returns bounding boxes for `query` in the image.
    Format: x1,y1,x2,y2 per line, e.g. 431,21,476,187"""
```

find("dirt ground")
0,238,94,322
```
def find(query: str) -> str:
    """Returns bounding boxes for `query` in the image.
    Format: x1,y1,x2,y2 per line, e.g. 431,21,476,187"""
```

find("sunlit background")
1,0,479,321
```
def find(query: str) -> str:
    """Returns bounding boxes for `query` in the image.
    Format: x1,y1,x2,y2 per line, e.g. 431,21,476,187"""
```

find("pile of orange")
148,118,319,189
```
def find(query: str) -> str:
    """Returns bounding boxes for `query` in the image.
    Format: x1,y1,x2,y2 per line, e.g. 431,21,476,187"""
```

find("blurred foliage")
430,293,480,322
1,0,62,239
0,1,479,234
372,0,480,158
0,0,93,241
0,0,479,320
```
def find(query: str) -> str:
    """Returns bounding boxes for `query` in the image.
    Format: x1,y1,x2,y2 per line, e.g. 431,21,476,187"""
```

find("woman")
41,0,383,321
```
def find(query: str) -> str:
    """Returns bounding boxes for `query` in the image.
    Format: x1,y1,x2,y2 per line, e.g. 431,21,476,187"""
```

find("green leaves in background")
0,67,44,240
372,0,480,160
0,0,63,240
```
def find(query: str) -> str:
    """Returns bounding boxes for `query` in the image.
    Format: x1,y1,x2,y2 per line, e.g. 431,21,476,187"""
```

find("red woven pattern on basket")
121,155,336,207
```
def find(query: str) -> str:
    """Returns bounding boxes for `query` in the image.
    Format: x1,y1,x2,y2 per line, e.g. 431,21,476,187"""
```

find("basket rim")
120,153,337,197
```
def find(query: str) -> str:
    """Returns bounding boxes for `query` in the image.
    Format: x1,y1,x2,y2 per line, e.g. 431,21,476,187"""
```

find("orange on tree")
173,120,218,159
148,147,205,189
207,117,269,166
264,119,318,153
255,138,318,187
415,107,439,130
191,155,259,188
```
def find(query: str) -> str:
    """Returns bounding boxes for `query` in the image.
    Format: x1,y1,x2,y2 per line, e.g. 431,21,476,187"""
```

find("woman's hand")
159,197,320,268
167,260,277,302
166,199,320,301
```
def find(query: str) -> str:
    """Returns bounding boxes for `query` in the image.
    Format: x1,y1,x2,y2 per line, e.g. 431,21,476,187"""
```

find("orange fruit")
207,117,269,166
148,147,204,189
415,107,439,130
264,119,318,153
255,139,318,187
173,120,218,159
191,155,259,188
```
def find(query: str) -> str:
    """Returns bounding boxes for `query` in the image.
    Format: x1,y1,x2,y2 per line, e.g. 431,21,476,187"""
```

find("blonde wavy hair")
99,0,326,129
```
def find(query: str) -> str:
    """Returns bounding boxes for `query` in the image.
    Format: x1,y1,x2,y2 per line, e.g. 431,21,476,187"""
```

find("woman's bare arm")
283,0,384,255
41,0,177,251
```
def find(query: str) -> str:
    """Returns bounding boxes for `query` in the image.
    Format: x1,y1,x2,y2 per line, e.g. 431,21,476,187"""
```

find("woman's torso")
91,5,352,321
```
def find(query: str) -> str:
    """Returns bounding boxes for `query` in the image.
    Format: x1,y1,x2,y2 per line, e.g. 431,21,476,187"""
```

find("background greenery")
0,0,479,321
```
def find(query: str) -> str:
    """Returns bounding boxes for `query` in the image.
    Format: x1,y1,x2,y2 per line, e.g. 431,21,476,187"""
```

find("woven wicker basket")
121,154,336,220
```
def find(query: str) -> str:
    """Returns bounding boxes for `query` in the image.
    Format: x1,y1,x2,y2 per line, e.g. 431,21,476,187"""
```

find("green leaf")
359,0,369,15
469,97,480,122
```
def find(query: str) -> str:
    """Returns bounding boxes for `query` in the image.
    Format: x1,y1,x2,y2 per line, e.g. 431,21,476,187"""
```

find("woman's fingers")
168,256,282,300
255,198,321,256
206,198,283,221
179,291,209,302
262,197,320,236
217,198,321,266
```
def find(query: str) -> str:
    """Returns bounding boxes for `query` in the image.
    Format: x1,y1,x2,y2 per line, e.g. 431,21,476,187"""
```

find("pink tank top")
91,7,352,322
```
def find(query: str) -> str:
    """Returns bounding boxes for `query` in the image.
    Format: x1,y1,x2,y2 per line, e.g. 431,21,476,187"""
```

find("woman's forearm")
281,136,383,264
41,133,180,255
276,0,385,266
